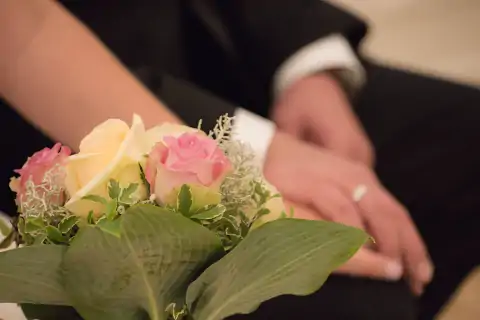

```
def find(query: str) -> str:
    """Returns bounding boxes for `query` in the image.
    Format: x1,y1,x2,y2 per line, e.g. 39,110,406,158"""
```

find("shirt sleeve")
273,34,366,98
232,108,276,169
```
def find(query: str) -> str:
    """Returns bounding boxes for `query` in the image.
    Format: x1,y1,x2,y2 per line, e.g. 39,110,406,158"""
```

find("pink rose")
146,132,231,205
10,143,71,207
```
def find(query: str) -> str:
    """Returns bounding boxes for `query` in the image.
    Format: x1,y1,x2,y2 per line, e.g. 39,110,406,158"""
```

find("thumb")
336,248,404,281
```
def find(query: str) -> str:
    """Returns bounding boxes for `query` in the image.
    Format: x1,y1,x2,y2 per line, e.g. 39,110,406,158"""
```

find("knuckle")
360,142,376,164
335,200,357,218
353,164,374,180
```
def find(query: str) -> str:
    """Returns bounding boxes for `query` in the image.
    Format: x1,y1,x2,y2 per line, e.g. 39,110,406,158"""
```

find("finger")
319,129,375,167
356,187,403,262
283,201,319,221
272,103,306,138
397,211,433,294
335,248,404,281
304,91,374,167
309,185,366,230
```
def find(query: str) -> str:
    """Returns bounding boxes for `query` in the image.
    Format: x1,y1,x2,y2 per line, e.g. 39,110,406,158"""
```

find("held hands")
272,73,374,166
266,75,434,295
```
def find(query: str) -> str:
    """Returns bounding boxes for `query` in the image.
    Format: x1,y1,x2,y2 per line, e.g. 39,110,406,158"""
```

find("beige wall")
329,0,480,87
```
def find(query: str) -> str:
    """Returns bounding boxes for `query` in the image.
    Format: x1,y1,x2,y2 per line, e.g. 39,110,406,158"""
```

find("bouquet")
0,115,367,320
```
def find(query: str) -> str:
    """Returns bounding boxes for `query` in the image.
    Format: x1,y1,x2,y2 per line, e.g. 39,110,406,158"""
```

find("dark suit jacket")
63,0,367,120
0,0,366,214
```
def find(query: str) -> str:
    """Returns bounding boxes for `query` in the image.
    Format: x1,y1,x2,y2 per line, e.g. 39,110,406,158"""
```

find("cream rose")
64,115,151,217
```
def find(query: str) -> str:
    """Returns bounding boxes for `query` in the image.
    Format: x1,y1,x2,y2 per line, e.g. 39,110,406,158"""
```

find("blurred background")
330,0,480,87
328,0,480,319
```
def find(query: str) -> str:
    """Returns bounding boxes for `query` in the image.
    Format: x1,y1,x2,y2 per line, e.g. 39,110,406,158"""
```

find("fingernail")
385,261,403,280
417,262,434,283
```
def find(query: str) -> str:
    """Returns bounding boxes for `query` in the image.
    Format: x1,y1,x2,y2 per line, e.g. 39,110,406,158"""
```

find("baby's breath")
221,140,260,211
192,115,278,250
19,164,69,220
208,114,234,146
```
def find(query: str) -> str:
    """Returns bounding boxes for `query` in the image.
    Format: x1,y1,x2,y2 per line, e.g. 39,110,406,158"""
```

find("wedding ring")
352,184,368,202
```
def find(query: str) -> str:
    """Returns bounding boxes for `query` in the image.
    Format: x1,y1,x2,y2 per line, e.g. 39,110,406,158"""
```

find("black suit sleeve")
214,0,367,86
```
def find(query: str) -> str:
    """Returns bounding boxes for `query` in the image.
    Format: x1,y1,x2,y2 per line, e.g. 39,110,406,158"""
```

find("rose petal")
153,163,199,204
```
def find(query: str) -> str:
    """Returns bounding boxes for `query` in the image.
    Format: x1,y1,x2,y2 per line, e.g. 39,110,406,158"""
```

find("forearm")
0,0,180,149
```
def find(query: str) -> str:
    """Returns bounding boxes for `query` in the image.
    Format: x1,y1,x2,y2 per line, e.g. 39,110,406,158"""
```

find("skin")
0,0,180,149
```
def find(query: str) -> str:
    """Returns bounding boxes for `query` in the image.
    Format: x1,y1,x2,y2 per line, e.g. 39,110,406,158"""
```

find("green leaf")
96,218,121,238
24,216,46,233
186,219,368,320
120,183,139,203
0,230,15,249
58,216,79,234
21,304,82,320
0,216,11,236
165,303,188,320
190,205,226,221
0,245,68,305
82,195,107,205
87,211,95,224
177,185,192,216
63,204,223,320
17,217,26,235
108,179,121,199
254,208,270,220
33,233,47,245
46,226,67,244
139,164,151,195
106,199,118,220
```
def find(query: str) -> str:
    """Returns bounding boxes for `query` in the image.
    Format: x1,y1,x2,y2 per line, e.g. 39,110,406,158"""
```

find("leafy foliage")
14,213,78,246
0,229,15,249
171,181,280,252
187,219,369,320
0,205,367,320
0,115,370,320
62,205,223,320
0,245,68,305
177,185,193,216
139,163,151,195
0,216,11,236
0,216,14,249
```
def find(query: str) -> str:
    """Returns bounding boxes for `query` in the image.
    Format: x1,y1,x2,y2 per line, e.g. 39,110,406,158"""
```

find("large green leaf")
0,216,11,236
63,204,223,320
0,245,68,305
186,219,368,320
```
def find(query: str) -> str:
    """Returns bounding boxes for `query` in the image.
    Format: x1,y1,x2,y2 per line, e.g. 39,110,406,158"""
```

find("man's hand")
272,73,374,166
265,132,433,294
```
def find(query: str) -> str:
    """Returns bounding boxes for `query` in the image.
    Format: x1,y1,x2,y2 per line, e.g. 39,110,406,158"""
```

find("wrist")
291,72,344,94
276,72,348,105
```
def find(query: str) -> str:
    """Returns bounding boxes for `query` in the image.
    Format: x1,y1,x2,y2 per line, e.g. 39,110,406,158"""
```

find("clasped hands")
263,74,433,295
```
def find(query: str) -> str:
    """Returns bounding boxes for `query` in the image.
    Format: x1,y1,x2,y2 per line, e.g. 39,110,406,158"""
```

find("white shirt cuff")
232,108,275,169
273,33,366,97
